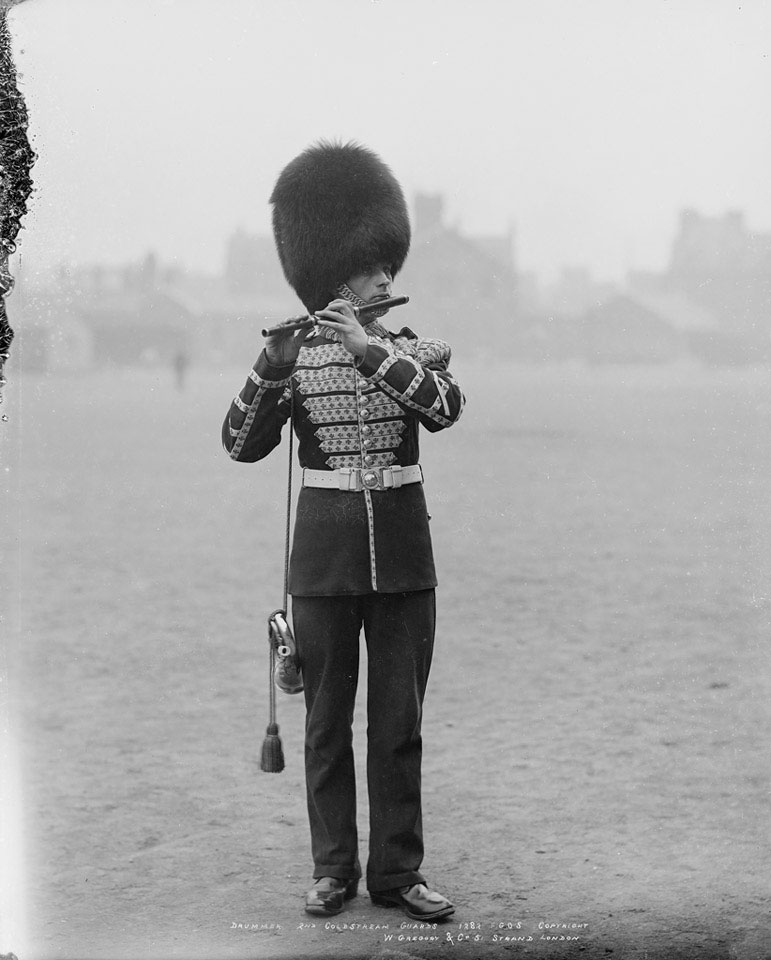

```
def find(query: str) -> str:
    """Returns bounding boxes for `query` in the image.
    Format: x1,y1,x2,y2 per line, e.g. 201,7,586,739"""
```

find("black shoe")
370,882,455,921
305,877,358,916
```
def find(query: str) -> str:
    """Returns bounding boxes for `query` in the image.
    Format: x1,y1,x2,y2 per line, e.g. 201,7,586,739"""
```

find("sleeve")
354,334,465,432
221,351,293,461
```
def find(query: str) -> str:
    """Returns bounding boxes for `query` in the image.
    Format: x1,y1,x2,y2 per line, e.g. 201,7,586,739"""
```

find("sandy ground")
2,359,771,960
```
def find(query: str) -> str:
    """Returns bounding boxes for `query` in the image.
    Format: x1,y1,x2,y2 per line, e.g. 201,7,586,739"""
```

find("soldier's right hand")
264,320,305,366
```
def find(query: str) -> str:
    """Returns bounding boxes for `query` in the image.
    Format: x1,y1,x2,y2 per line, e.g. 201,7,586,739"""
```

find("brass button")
364,455,375,465
361,424,372,436
363,471,378,487
360,409,369,420
362,439,372,449
359,394,369,404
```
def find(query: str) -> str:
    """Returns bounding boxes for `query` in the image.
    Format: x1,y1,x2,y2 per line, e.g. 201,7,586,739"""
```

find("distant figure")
172,349,189,390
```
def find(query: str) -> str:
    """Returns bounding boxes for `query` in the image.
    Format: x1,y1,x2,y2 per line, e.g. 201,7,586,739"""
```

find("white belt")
302,464,423,492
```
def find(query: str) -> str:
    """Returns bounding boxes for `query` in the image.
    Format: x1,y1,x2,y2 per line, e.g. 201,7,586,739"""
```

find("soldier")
222,141,464,921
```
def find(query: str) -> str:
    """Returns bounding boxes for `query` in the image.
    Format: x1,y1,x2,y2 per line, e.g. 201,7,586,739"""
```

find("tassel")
260,639,285,773
260,721,285,773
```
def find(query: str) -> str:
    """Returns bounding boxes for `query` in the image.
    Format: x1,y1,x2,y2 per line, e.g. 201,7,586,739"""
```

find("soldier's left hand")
315,299,369,359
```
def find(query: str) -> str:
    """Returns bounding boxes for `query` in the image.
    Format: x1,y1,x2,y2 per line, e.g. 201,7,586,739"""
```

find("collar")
336,283,390,338
310,285,390,343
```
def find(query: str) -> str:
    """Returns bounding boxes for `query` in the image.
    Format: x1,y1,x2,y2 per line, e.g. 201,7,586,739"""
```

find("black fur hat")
270,140,410,313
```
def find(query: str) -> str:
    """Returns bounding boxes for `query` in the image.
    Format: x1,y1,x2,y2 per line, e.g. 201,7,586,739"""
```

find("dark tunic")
222,323,465,595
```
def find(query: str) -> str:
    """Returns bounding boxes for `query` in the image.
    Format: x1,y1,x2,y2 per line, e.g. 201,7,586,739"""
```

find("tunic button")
360,409,369,420
361,424,372,436
364,456,375,466
362,440,372,449
359,394,369,404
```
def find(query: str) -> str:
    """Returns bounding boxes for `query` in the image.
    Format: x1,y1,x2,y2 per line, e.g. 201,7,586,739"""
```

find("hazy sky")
7,0,771,283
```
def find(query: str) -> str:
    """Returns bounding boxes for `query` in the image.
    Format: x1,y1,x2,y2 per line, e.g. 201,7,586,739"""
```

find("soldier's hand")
316,299,368,359
264,319,305,366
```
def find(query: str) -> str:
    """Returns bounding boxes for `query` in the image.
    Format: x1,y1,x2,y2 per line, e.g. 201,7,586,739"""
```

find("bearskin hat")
270,140,411,314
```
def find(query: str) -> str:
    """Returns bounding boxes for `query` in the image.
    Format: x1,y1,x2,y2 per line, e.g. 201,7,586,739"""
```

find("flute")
261,295,409,337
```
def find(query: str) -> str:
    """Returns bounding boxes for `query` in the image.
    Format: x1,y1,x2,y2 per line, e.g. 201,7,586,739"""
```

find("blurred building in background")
520,208,771,365
10,202,771,372
628,209,771,364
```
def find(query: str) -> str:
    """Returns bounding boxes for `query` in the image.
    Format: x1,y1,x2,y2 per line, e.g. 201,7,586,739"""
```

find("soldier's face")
346,264,393,302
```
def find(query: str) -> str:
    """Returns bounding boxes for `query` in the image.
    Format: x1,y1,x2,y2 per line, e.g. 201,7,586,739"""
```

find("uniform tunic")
222,321,465,595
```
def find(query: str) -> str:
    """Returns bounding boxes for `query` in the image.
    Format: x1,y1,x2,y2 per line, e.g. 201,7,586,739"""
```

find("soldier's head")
343,262,393,304
270,141,409,314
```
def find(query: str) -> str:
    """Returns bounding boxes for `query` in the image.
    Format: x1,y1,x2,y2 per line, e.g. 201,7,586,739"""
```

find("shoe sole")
369,892,455,922
304,902,344,916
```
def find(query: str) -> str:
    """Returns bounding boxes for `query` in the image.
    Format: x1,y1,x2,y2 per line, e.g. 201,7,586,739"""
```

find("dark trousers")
291,589,435,892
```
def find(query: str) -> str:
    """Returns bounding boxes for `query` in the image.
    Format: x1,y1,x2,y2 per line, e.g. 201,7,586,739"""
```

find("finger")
316,310,347,323
323,300,357,319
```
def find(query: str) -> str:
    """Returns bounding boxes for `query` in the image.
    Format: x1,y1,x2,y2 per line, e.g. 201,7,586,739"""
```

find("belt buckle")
361,467,383,490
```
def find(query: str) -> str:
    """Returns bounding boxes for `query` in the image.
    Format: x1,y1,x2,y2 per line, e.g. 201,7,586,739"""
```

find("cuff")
254,349,295,382
353,342,389,378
